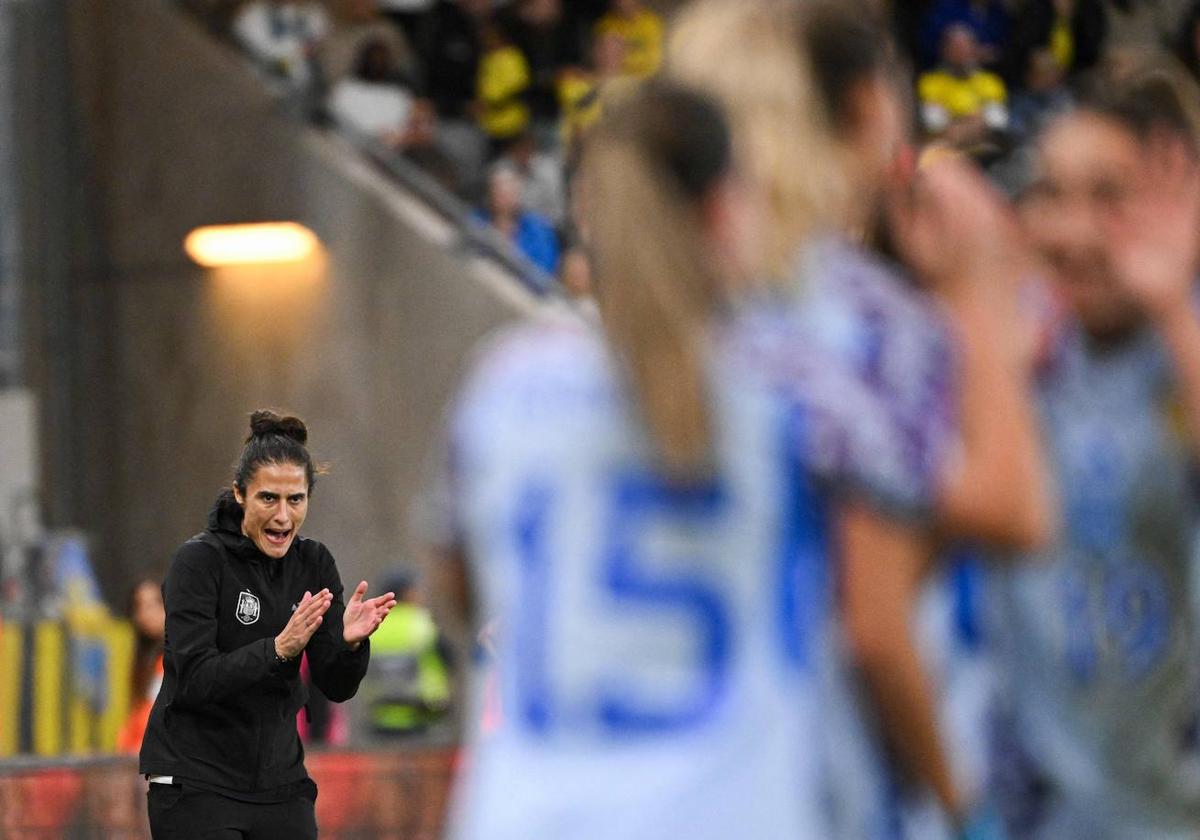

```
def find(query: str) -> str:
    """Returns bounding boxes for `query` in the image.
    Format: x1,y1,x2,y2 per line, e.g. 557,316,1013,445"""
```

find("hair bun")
247,409,308,445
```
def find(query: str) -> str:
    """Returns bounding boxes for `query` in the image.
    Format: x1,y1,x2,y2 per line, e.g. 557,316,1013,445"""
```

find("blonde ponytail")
578,85,731,478
668,0,849,279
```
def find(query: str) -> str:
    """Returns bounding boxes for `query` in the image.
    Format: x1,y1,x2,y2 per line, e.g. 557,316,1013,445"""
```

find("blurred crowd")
178,0,663,280
4,2,1197,837
175,0,1200,287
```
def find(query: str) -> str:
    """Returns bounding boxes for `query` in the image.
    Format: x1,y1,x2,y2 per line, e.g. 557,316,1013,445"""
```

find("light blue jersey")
439,305,922,840
796,235,958,496
990,318,1200,838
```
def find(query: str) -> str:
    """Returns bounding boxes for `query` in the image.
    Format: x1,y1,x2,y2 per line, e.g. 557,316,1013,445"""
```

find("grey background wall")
30,0,535,602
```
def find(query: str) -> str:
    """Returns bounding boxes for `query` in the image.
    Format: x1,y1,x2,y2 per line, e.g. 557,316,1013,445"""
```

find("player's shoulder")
452,307,610,431
795,235,956,403
725,299,929,515
721,298,825,384
801,235,944,328
721,296,884,414
463,308,603,390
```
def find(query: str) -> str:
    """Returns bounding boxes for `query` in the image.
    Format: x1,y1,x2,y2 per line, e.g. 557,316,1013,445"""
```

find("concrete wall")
56,0,536,602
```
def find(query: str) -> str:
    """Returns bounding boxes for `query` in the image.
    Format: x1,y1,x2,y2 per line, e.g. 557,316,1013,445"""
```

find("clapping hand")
275,588,333,661
342,581,398,649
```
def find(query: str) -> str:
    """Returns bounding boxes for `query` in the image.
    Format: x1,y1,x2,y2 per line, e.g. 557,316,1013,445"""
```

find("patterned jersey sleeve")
800,238,958,513
727,301,940,522
802,364,937,522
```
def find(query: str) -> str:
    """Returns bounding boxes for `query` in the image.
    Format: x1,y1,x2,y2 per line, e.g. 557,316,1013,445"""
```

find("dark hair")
126,577,162,638
1073,51,1200,154
1173,1,1200,79
802,3,899,135
233,409,318,492
127,577,164,701
634,83,731,201
353,38,394,83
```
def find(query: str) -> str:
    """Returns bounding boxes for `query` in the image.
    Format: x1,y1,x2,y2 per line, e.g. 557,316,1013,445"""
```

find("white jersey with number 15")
441,305,926,840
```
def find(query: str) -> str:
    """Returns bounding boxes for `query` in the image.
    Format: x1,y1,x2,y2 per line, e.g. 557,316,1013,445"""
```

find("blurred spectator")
420,0,493,196
1003,0,1108,85
889,0,937,69
1174,0,1200,78
989,42,1074,195
328,38,416,142
421,0,490,121
177,0,245,34
593,0,663,79
327,39,461,191
558,29,637,156
232,0,330,90
476,22,533,154
320,0,419,86
358,572,453,739
919,24,1009,144
500,0,584,136
495,131,566,227
377,0,437,43
474,164,560,274
116,578,165,753
561,0,609,31
919,0,1009,68
1105,0,1193,49
297,656,349,746
404,99,465,194
563,0,610,50
1008,47,1073,141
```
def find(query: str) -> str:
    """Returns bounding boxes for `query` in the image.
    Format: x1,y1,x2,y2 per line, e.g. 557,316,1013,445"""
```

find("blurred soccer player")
989,53,1200,839
425,81,937,840
669,2,1050,836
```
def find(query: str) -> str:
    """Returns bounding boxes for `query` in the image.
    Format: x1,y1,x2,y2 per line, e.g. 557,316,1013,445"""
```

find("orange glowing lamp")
184,222,320,267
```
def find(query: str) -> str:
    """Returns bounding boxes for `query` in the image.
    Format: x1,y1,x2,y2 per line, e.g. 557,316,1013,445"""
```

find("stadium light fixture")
184,222,320,267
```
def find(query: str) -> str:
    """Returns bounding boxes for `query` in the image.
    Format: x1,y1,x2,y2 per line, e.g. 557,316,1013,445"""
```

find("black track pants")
147,783,317,839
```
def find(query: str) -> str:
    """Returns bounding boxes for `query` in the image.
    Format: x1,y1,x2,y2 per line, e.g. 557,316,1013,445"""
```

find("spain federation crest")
236,590,261,625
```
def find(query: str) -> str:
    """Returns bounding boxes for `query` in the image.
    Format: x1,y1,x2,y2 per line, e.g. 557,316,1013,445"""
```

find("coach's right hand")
274,588,333,660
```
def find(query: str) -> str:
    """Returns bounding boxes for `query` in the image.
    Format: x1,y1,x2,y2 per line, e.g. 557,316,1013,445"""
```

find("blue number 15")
511,471,731,736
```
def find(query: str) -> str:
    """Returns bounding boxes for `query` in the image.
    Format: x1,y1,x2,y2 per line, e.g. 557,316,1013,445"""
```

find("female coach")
139,410,396,839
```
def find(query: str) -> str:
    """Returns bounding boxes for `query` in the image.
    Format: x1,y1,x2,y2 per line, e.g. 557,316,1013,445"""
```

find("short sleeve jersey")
795,235,958,520
991,317,1200,830
440,304,922,840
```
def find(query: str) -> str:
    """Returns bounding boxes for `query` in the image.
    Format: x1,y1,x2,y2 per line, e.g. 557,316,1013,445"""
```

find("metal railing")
331,119,558,295
181,3,559,298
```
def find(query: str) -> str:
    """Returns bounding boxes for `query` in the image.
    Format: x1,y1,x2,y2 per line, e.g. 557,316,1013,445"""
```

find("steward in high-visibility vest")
362,577,452,736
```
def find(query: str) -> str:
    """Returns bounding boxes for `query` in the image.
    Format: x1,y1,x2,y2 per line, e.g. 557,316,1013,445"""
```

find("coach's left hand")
342,581,397,649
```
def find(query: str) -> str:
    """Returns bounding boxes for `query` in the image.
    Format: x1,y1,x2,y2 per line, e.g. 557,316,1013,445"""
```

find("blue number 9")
1059,559,1170,686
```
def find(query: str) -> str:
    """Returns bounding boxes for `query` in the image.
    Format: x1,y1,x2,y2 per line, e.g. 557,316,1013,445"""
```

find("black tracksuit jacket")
139,491,370,797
